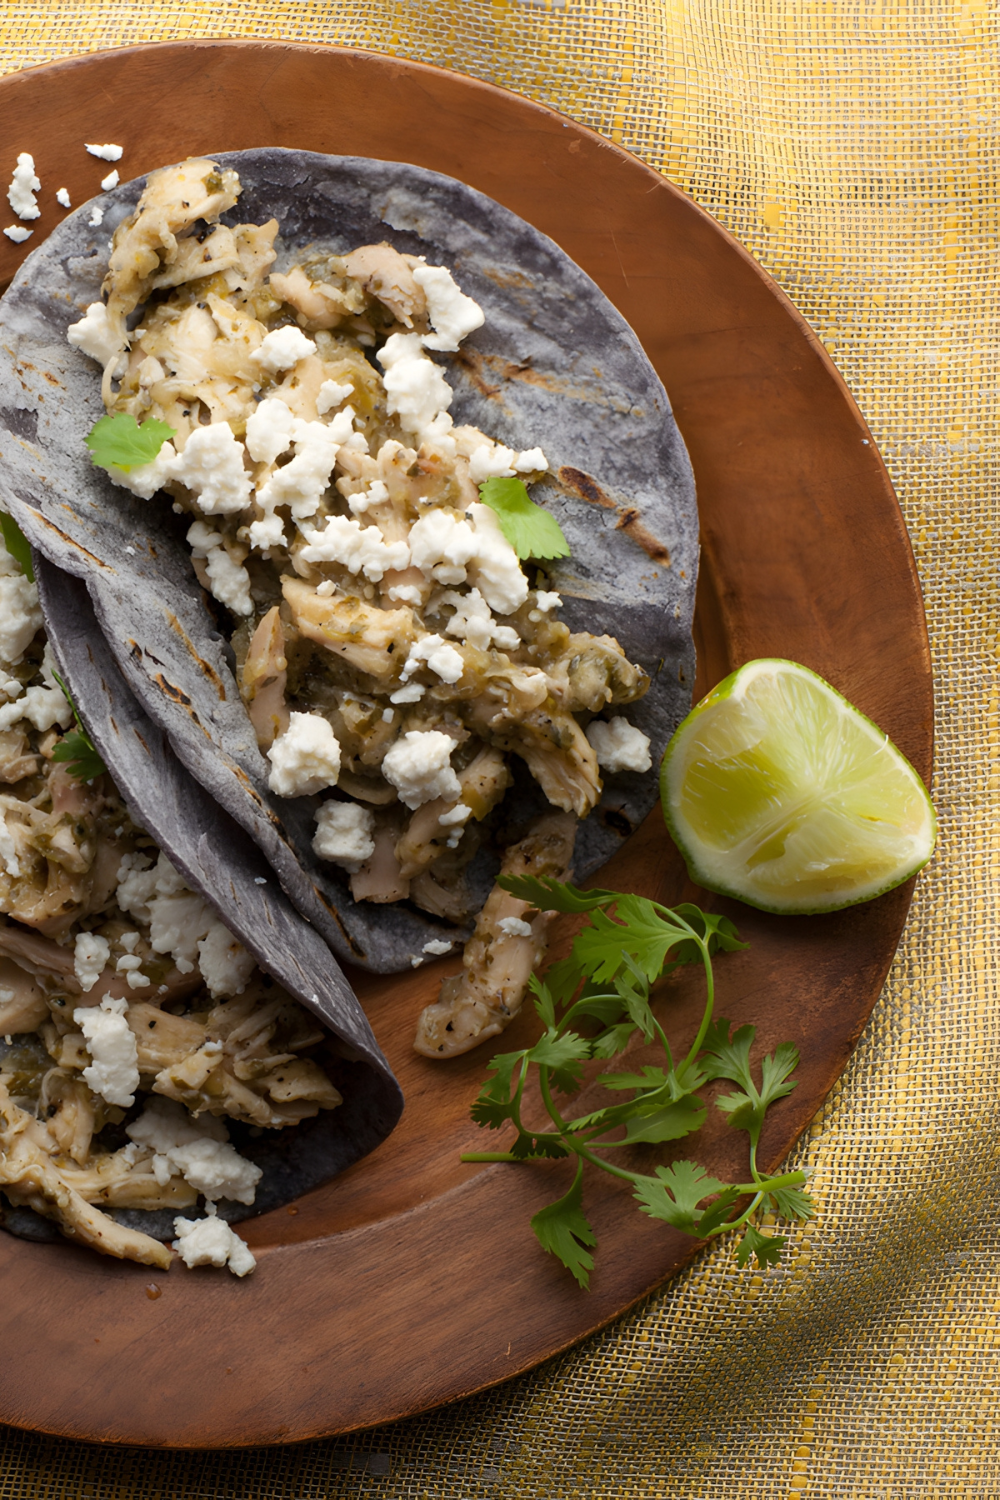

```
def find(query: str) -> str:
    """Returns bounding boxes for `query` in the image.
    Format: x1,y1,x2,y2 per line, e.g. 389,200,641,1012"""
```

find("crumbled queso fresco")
65,156,655,1061
7,152,40,221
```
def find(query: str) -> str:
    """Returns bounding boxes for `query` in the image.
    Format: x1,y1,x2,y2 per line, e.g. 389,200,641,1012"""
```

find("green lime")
660,658,936,914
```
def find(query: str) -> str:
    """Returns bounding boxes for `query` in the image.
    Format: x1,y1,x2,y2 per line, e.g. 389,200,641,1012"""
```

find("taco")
0,150,697,1059
0,541,401,1270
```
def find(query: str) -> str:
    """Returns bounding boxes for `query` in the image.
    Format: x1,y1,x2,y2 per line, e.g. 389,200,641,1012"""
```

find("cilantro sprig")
84,412,175,473
51,672,107,783
478,476,570,561
462,878,814,1287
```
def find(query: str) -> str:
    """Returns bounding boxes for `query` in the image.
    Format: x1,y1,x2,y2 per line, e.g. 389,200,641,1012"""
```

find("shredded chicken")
413,813,577,1058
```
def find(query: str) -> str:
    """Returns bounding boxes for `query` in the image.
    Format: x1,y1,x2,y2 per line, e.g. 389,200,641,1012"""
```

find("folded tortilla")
0,149,698,973
1,554,402,1242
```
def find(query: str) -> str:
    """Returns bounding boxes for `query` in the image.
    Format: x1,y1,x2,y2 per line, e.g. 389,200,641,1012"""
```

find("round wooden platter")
0,42,932,1448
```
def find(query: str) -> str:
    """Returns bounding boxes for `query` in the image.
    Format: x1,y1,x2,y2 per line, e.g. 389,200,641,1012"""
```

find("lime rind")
659,659,936,915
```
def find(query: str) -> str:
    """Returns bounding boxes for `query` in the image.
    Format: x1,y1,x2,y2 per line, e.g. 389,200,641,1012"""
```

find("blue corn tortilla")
0,148,698,973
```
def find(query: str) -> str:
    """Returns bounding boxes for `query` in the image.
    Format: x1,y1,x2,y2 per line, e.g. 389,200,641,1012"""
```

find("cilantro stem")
683,933,715,1070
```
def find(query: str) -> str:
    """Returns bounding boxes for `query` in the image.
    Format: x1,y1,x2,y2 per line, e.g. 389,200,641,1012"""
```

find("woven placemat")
2,2,998,1495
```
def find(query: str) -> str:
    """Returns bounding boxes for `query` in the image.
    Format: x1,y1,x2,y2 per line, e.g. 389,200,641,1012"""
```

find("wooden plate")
0,41,931,1448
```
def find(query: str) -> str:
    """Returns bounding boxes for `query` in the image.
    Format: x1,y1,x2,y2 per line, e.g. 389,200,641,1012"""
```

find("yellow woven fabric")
2,2,998,1495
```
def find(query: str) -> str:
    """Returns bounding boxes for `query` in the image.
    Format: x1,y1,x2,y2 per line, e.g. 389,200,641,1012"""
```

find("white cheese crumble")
74,932,111,992
389,682,425,704
172,1203,256,1276
244,396,295,465
466,502,530,615
56,188,71,209
408,509,477,585
73,994,139,1107
85,143,124,162
267,711,342,797
498,916,534,938
440,587,519,652
88,205,104,227
0,811,20,877
422,939,453,956
377,332,453,438
438,802,472,827
254,417,339,527
7,153,40,220
3,226,31,244
250,325,317,374
347,478,389,517
313,800,375,872
106,439,178,500
129,1097,261,1205
100,169,120,192
66,301,128,378
187,521,253,616
0,681,74,735
0,573,43,666
382,730,462,810
116,851,254,997
412,264,485,352
467,442,548,484
298,514,409,582
0,647,73,735
171,424,252,515
196,923,256,998
316,379,353,415
534,590,561,612
586,716,652,774
399,633,464,686
438,801,472,847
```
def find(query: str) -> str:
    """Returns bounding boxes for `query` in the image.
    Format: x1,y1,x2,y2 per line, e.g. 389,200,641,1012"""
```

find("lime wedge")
660,659,936,914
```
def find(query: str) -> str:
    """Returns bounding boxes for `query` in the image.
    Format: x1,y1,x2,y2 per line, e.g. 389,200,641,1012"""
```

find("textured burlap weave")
1,2,998,1495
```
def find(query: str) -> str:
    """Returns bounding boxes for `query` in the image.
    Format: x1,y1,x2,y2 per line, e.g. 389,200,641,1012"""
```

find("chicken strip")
413,812,576,1058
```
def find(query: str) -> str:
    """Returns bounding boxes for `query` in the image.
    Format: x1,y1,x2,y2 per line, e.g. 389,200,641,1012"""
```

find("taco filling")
68,158,655,1058
0,536,345,1272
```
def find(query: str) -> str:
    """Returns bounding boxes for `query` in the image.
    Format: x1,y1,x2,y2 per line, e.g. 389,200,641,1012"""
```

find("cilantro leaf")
769,1185,815,1222
530,976,557,1029
693,1185,744,1236
85,412,175,473
527,1029,589,1094
535,956,583,1009
469,1049,524,1130
633,1160,731,1234
736,1223,786,1269
703,1022,800,1144
668,905,749,964
589,1021,636,1059
571,897,694,984
478,477,570,561
600,1064,675,1092
50,671,107,783
531,1163,597,1288
51,730,107,783
497,875,618,913
0,512,34,581
623,1095,706,1144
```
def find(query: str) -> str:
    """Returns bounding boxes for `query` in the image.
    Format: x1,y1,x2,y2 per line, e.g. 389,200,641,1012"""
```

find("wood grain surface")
0,41,932,1448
